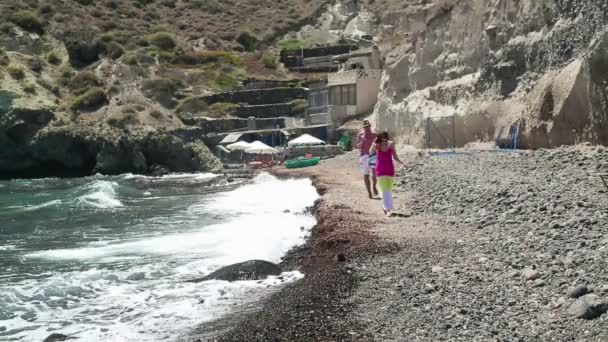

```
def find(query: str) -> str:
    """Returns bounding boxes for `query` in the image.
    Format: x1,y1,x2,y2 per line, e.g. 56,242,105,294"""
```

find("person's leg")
360,155,373,198
378,176,394,215
382,190,393,215
371,172,378,196
363,175,372,198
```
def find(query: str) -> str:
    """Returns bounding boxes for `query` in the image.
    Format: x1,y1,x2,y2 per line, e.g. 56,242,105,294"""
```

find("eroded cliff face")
367,0,608,148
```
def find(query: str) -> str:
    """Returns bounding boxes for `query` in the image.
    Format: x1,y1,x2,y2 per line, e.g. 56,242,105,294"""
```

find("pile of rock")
353,146,608,341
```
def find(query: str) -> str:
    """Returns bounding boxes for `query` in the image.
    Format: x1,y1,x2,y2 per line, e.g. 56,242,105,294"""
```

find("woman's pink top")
375,143,395,177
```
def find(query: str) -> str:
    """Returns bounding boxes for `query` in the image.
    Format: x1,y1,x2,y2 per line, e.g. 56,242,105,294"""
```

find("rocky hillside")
0,0,330,178
300,0,608,148
365,0,608,148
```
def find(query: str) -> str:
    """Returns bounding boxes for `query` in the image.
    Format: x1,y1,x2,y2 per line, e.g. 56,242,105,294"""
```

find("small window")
310,93,318,107
333,87,341,105
350,84,356,105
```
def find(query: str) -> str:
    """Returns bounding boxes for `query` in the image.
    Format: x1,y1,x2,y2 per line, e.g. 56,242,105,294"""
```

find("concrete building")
306,46,383,135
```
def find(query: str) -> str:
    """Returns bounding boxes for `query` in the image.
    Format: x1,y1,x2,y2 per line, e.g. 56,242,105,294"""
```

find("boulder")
42,333,71,342
567,294,608,320
94,140,147,175
187,260,282,283
567,285,590,299
0,120,222,178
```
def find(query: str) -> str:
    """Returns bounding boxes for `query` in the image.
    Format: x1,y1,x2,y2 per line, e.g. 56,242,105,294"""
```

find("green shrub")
10,11,44,34
39,4,54,15
7,65,25,80
70,71,103,95
105,41,124,59
0,49,9,66
0,23,13,34
150,109,163,119
107,84,121,96
106,0,119,9
47,52,61,65
142,77,178,93
237,31,258,51
124,53,139,65
147,32,176,51
184,0,221,11
136,37,149,47
107,111,138,128
214,74,239,90
59,65,75,86
134,0,155,8
98,31,130,45
36,77,60,96
159,50,241,67
175,97,208,122
290,99,308,112
279,38,304,51
23,82,36,94
27,57,44,73
75,0,94,5
70,87,107,112
262,52,277,69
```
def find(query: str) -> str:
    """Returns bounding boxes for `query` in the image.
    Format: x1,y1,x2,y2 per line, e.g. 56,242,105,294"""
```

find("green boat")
284,157,321,169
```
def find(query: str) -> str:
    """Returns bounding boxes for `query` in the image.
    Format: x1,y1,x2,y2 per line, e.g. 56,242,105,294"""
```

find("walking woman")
370,132,404,216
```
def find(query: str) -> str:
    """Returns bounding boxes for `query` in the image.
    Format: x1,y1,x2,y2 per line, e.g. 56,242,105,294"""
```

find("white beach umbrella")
288,134,325,147
226,141,251,151
245,141,279,154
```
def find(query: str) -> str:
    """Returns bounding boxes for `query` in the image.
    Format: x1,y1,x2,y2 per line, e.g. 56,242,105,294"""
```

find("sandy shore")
187,147,608,342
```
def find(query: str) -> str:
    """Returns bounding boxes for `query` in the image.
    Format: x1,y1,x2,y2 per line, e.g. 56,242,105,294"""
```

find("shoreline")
188,152,385,341
189,146,608,342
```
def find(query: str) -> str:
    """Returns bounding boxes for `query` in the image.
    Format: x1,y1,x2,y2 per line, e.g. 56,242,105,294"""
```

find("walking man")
357,120,377,199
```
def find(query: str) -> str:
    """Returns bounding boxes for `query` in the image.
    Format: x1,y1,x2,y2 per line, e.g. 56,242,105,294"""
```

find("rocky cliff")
298,0,608,148
368,0,608,148
0,0,331,178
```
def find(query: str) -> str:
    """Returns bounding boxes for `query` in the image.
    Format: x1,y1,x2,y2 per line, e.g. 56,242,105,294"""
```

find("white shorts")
359,155,370,175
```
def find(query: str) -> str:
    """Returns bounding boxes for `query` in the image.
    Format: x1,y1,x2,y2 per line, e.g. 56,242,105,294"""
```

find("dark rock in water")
568,285,590,299
42,333,71,342
149,164,171,176
187,260,281,282
568,294,608,319
126,272,146,281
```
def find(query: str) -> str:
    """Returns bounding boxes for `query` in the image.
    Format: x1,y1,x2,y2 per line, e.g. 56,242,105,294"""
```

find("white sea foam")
121,172,218,181
76,180,123,209
0,244,16,251
22,199,63,211
205,172,318,215
4,199,62,213
8,173,318,341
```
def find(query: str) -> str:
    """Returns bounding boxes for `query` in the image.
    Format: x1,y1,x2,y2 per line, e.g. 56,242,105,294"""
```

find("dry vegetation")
0,0,331,127
0,0,330,51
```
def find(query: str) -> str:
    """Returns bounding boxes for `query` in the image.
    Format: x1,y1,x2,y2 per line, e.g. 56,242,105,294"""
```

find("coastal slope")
200,147,608,341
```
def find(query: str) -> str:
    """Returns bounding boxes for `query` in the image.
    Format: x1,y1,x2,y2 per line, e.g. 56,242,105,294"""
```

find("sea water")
0,173,318,341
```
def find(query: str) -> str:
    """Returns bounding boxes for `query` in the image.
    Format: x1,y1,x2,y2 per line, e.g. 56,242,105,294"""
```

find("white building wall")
356,76,382,114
